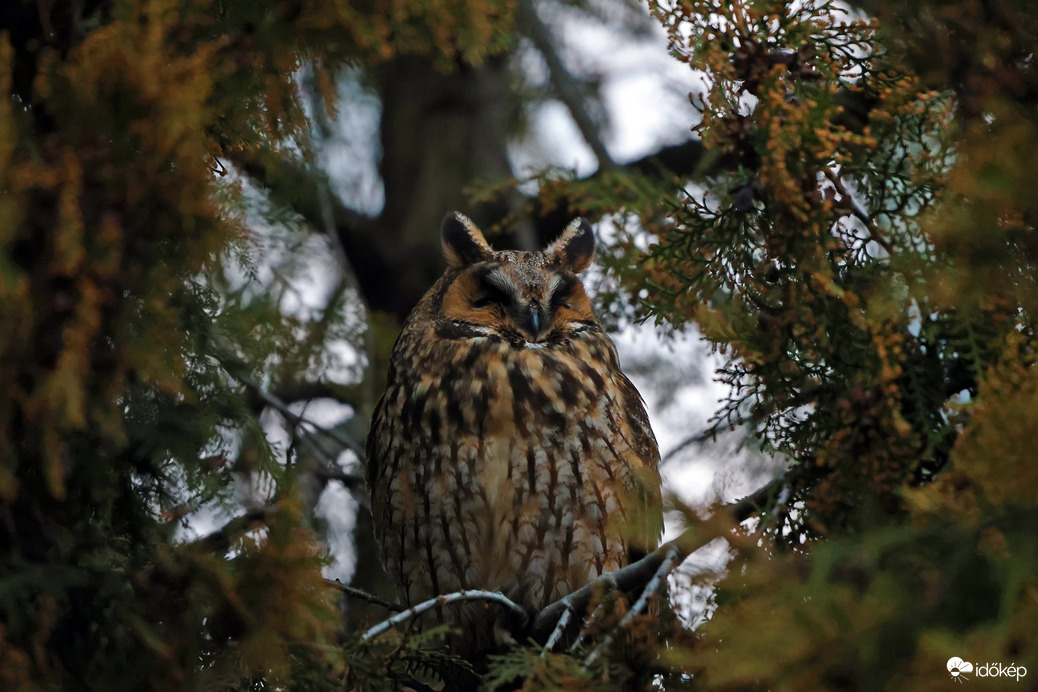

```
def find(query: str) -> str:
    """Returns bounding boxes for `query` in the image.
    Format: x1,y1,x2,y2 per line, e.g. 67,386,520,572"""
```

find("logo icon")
948,657,973,683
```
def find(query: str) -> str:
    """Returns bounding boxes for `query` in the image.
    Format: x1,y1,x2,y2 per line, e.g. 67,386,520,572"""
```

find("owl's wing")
365,392,389,501
614,372,665,558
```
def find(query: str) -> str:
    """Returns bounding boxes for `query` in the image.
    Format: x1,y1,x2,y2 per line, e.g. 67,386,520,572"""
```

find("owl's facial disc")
510,301,551,343
479,267,553,343
440,260,594,344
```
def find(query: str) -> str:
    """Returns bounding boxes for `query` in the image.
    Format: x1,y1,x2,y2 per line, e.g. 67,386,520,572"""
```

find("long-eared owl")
367,212,662,645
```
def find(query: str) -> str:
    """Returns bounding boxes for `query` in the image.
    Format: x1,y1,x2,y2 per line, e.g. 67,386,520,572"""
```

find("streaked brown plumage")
367,212,662,651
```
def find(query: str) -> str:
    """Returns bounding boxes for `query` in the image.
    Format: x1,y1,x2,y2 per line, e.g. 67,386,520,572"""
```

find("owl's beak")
516,303,550,342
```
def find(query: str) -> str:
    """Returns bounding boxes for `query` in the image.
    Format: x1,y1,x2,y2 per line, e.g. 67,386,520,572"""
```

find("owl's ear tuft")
442,212,493,268
545,218,595,273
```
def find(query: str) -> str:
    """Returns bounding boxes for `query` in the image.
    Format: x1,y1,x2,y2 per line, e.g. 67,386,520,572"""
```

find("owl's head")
437,212,597,344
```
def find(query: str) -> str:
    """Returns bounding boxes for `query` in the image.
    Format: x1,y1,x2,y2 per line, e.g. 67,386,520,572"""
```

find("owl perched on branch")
367,212,662,653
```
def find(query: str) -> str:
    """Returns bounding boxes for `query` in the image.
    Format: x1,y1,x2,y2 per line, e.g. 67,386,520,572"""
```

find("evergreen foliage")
0,0,510,688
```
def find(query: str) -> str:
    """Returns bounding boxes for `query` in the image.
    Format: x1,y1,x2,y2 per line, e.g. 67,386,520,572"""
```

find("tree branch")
227,147,436,320
567,579,616,653
541,606,573,654
233,125,733,308
661,426,717,465
215,346,366,461
361,590,527,641
327,579,404,612
233,118,745,313
253,378,363,456
823,166,894,255
530,139,738,244
530,467,802,640
583,544,679,667
248,380,364,413
517,0,614,169
193,506,276,554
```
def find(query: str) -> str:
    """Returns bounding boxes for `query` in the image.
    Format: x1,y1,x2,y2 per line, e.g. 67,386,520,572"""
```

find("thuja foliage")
0,0,511,689
645,0,971,531
526,0,1037,689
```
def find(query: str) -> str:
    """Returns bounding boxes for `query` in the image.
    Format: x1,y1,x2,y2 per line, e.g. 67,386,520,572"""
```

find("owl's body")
367,213,661,646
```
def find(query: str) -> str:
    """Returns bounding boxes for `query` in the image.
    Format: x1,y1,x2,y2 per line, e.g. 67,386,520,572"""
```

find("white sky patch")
317,482,360,582
320,68,385,216
510,1,706,173
556,8,704,161
511,99,599,177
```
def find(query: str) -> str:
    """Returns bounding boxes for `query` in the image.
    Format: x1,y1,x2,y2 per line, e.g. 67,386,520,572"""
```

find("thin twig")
823,167,894,255
361,590,527,642
192,506,276,553
541,606,573,654
661,427,716,465
531,466,809,640
583,544,679,667
567,576,617,653
517,0,615,169
285,399,312,467
219,359,367,488
261,380,363,411
247,377,366,458
212,337,367,465
327,579,404,612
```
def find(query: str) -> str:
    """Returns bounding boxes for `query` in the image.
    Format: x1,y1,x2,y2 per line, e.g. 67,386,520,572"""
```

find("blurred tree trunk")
378,55,520,257
344,52,524,628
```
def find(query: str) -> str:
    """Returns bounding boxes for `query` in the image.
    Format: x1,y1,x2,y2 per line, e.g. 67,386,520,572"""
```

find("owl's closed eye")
437,212,597,346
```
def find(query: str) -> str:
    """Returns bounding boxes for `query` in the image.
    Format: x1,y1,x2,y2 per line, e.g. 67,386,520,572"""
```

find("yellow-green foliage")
0,0,511,689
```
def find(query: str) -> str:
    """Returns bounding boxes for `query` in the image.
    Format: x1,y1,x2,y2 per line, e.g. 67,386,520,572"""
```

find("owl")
366,212,662,654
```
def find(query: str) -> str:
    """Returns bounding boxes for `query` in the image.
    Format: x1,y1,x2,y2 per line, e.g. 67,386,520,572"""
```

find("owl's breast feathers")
368,317,662,610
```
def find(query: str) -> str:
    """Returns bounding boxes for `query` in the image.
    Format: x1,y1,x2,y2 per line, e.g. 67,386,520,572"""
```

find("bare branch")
583,544,679,667
517,0,614,169
252,380,364,411
311,467,366,492
361,590,527,642
215,344,366,461
192,506,276,554
567,577,617,653
541,606,573,654
225,147,434,320
253,379,364,456
661,427,716,465
622,139,732,179
823,167,894,255
327,579,404,612
529,138,738,245
530,467,805,640
232,96,748,317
